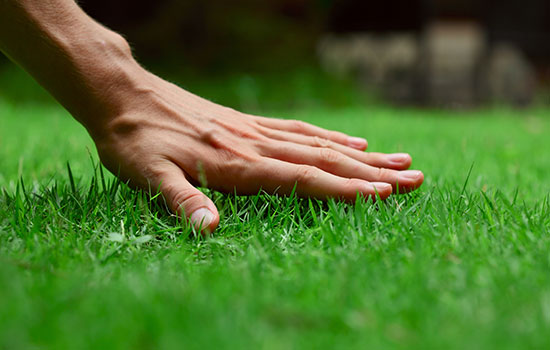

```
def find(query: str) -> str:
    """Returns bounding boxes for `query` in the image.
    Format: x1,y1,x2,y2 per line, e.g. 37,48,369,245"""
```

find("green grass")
1,83,550,349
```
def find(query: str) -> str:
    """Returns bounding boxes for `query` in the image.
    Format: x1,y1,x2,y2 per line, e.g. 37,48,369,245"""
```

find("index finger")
253,116,368,151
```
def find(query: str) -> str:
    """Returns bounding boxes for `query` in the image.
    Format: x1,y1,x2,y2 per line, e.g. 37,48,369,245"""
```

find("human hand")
0,0,422,233
91,70,423,233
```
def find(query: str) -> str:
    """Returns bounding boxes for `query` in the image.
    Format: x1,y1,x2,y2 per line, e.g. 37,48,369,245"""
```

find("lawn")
1,71,550,349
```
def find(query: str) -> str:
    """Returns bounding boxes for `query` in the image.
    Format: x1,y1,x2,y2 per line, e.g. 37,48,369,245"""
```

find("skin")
0,0,424,233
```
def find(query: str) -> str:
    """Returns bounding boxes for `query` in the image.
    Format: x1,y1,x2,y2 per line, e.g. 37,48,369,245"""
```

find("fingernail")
386,153,410,163
190,208,214,230
399,170,423,181
371,182,392,192
347,137,367,149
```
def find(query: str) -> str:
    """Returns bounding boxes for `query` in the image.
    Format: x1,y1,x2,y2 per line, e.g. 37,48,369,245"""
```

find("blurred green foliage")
79,0,332,72
0,62,377,113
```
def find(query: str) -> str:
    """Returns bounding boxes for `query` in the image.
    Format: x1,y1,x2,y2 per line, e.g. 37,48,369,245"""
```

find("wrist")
0,0,149,137
62,30,149,132
52,28,147,126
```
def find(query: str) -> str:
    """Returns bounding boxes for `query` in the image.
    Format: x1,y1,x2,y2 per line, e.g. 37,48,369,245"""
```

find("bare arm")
0,0,142,134
0,0,423,233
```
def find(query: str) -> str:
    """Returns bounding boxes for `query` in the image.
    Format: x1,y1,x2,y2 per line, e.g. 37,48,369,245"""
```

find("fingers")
254,116,367,151
154,163,219,233
256,158,393,201
261,141,424,193
256,127,411,170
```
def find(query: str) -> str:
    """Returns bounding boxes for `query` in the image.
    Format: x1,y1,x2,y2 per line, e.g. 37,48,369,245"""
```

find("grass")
1,71,550,349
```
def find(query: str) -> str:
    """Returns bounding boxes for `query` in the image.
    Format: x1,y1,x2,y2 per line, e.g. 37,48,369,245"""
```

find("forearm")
0,0,144,134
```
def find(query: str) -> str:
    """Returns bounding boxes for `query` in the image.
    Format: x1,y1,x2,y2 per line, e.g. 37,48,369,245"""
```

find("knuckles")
374,167,394,181
289,119,309,132
169,187,204,214
313,136,333,148
318,148,342,167
294,165,319,184
199,128,222,147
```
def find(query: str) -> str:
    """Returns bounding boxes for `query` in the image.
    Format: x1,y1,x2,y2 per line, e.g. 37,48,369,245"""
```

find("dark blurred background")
1,0,549,108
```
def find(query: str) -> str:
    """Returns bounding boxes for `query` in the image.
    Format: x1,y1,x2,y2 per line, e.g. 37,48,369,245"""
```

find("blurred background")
1,0,549,110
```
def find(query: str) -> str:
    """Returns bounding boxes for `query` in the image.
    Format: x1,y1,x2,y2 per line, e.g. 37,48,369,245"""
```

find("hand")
0,0,423,233
93,70,424,232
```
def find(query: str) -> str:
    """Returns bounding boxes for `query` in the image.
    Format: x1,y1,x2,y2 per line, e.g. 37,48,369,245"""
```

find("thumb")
156,164,219,233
